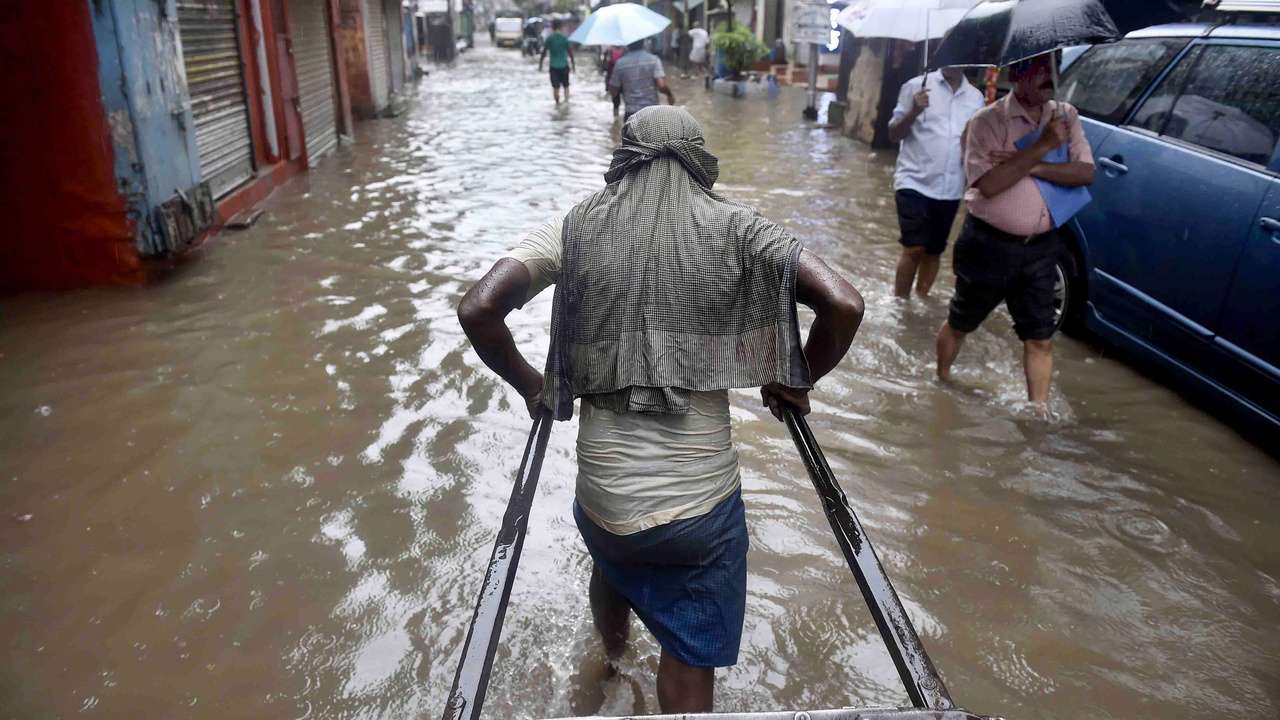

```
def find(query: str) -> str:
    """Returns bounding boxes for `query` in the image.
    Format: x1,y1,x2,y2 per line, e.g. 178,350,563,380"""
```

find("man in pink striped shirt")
935,54,1095,413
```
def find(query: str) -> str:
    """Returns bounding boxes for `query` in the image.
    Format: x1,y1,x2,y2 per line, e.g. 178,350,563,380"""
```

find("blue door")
1080,43,1277,369
1214,182,1280,427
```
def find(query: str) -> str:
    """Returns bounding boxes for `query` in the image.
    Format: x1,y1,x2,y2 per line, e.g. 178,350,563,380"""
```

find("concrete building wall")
843,38,921,148
384,0,406,93
338,0,382,118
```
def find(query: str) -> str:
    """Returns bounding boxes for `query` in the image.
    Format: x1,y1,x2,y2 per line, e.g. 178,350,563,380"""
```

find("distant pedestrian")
604,45,626,116
887,66,983,298
539,19,575,105
609,39,675,121
687,23,709,77
522,19,540,57
458,106,864,714
935,53,1095,414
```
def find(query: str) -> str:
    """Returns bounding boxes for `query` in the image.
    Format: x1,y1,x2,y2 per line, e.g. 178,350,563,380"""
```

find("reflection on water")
2,41,1279,720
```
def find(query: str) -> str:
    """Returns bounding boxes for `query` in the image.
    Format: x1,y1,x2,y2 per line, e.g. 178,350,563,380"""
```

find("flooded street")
3,40,1280,719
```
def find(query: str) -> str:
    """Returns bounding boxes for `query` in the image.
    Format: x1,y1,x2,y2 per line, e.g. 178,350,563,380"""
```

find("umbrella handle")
923,10,929,75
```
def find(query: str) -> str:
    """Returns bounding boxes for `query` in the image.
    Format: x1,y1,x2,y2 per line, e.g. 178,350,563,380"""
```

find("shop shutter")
177,0,255,198
365,0,390,110
289,0,340,162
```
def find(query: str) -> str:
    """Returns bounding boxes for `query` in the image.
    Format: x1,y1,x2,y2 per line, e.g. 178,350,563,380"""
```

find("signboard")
419,0,448,13
791,1,832,45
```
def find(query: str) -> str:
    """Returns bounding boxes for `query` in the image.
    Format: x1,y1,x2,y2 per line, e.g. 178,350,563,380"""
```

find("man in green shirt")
539,19,575,104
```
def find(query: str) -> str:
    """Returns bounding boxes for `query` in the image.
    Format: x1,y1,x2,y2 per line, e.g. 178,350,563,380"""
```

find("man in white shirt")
686,23,709,77
887,66,984,297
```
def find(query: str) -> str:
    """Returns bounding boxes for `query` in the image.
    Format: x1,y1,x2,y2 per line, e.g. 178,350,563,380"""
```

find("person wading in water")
457,107,864,711
936,53,1094,416
538,18,575,105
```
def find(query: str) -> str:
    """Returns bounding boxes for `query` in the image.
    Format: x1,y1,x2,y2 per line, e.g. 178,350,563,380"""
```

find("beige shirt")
506,219,741,535
963,93,1094,236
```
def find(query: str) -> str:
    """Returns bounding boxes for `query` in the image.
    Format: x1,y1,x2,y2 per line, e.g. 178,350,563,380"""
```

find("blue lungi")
573,490,748,668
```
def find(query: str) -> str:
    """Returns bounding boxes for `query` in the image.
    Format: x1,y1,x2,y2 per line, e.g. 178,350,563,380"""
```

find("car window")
1131,44,1280,167
1059,39,1188,124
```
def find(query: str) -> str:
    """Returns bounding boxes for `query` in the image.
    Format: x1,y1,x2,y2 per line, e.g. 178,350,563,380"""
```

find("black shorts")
895,189,960,256
947,216,1060,341
549,67,570,89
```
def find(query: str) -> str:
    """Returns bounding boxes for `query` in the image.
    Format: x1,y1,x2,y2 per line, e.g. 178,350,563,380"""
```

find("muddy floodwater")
3,42,1279,720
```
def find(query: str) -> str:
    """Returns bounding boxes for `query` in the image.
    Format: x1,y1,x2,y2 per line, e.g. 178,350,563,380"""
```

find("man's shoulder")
618,51,660,70
1054,100,1082,120
969,99,1006,127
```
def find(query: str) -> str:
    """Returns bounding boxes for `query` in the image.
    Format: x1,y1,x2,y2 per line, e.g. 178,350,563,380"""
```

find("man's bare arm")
975,113,1070,198
762,250,864,419
655,77,676,105
1030,161,1094,187
457,259,544,410
974,141,1051,198
795,250,864,381
887,111,919,144
887,88,929,143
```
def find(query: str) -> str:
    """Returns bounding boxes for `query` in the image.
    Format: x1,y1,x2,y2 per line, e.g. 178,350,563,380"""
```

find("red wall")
0,2,142,291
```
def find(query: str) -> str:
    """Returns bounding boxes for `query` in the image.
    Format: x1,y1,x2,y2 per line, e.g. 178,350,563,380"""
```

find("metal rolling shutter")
365,0,390,110
177,0,255,198
289,0,340,162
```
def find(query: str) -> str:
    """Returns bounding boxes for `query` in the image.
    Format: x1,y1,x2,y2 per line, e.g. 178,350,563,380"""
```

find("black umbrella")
930,0,1119,68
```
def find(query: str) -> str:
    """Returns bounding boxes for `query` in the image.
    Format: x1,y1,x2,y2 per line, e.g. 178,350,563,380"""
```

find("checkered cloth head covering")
605,107,719,189
543,106,811,420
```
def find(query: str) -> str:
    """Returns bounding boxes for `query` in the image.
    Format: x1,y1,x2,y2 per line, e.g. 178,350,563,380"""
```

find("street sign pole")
792,1,829,121
804,42,819,120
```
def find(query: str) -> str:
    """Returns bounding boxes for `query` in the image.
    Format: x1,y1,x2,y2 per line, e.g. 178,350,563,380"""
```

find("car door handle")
1261,216,1280,242
1098,156,1128,174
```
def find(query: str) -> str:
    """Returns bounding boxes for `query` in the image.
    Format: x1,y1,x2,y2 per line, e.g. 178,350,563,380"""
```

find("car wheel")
1053,244,1086,336
1052,260,1069,332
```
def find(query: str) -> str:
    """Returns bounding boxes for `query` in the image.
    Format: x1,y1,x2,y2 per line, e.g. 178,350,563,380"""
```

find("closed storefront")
288,0,341,162
364,0,390,110
177,0,255,198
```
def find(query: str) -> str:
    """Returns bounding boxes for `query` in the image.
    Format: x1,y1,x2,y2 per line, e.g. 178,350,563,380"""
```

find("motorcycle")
520,17,543,57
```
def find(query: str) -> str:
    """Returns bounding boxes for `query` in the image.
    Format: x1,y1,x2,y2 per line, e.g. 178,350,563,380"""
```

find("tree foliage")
711,24,768,77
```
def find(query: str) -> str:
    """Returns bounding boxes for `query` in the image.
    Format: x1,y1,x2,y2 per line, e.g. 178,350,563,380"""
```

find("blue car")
1055,22,1280,439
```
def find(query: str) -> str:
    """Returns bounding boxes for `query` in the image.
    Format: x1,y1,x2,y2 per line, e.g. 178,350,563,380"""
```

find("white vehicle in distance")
494,17,522,48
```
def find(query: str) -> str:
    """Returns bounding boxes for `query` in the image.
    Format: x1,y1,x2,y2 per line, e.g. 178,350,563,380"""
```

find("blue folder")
1014,127,1092,229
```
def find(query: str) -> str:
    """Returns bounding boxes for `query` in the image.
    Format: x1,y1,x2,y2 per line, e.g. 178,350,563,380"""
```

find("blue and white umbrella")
569,3,671,47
